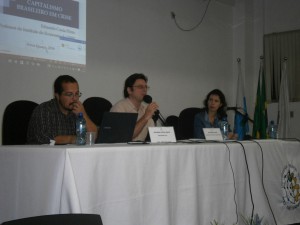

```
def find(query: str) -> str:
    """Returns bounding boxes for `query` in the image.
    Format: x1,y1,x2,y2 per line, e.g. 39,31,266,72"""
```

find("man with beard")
27,75,97,144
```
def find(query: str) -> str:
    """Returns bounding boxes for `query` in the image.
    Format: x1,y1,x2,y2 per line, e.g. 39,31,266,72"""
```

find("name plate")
149,127,176,143
203,128,223,141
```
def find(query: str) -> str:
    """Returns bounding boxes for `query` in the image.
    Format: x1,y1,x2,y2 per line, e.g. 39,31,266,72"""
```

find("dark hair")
123,73,148,98
203,89,227,119
54,75,78,95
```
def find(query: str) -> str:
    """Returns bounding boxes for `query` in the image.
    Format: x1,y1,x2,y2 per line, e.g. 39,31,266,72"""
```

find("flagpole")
234,57,250,140
277,57,290,138
252,56,268,139
276,57,288,125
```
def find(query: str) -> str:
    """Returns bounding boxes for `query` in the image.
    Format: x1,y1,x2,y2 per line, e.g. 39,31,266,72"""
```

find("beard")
57,98,76,113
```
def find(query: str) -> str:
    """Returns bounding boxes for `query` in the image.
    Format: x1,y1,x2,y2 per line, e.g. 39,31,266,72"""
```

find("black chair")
2,100,38,145
1,214,102,225
165,115,179,140
83,97,112,126
177,107,202,140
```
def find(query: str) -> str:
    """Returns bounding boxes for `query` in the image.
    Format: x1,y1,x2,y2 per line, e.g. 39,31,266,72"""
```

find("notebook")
96,112,138,143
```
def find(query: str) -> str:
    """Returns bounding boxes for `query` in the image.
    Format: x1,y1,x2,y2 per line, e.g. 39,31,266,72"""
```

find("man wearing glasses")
27,75,97,144
110,73,159,141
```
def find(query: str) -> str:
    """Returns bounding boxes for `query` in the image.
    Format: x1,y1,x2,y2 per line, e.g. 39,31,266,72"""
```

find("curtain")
264,29,300,102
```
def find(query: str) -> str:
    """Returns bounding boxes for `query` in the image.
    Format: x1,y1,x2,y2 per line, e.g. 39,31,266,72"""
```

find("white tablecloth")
1,140,300,225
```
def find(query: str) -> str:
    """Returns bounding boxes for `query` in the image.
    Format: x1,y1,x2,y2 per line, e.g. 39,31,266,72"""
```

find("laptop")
96,112,138,143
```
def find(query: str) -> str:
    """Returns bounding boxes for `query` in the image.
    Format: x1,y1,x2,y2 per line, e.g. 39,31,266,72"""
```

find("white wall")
1,0,300,143
0,0,235,143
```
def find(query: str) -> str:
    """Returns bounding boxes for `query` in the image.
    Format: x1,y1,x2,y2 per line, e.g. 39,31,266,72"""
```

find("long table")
0,140,300,225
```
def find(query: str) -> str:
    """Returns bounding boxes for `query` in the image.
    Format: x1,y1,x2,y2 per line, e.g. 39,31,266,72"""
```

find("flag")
234,58,249,140
277,58,290,138
252,57,268,139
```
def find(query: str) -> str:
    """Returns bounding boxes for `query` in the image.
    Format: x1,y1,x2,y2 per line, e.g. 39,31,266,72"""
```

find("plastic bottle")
268,120,277,139
219,118,229,140
76,112,86,145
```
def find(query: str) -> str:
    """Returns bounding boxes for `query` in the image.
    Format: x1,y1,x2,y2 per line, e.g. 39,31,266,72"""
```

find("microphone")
143,95,166,125
227,106,247,116
143,95,153,104
227,106,239,111
227,106,254,123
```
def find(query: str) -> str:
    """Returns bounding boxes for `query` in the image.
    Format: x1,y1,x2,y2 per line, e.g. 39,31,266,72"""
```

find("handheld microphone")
143,95,166,125
143,95,153,104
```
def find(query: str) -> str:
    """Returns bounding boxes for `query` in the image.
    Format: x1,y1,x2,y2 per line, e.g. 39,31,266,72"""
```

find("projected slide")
0,0,86,70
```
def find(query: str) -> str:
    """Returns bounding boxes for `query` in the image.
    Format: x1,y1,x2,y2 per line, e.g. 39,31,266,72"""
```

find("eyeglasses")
131,85,150,90
62,92,82,98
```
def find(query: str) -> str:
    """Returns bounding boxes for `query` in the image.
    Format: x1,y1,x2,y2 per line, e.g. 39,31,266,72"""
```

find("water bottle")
76,112,86,145
268,120,277,139
219,118,229,140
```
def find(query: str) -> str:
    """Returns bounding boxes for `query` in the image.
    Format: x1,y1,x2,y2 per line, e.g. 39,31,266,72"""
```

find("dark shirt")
193,110,221,139
27,99,76,144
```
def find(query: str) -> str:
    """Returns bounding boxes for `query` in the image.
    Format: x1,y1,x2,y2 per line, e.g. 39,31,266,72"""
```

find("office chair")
165,115,179,139
2,100,38,145
178,107,202,140
1,214,103,225
83,97,112,126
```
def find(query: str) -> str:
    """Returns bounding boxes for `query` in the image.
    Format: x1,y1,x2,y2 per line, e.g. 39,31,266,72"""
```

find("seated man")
110,73,159,141
27,75,97,144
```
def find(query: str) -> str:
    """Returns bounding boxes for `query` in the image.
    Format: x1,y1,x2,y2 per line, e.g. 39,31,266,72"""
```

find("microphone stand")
236,110,254,124
158,112,166,126
153,111,166,126
228,107,254,123
227,107,254,140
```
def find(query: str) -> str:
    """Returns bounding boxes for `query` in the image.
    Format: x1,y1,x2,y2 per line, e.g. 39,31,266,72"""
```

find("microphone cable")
230,140,255,225
247,138,300,225
177,140,239,223
191,140,239,224
249,139,278,225
220,141,239,225
276,137,300,142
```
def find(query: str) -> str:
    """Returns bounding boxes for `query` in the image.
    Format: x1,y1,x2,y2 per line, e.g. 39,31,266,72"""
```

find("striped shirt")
27,99,76,144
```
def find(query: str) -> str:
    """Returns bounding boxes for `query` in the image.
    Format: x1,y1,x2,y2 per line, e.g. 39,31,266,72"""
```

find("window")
264,30,300,102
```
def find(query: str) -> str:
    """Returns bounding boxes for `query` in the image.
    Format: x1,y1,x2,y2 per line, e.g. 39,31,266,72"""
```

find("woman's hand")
228,132,238,140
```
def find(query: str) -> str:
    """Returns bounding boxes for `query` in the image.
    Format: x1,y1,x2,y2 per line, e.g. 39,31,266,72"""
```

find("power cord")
170,0,211,32
231,140,255,225
250,139,278,225
277,138,300,143
222,142,239,224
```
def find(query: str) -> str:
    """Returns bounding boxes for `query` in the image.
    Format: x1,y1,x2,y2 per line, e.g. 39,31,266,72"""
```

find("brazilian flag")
252,57,268,139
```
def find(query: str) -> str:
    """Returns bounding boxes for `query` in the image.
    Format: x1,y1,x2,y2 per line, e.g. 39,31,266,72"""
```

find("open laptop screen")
96,112,138,143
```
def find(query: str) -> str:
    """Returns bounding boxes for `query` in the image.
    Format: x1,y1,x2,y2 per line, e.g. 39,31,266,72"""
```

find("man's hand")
144,102,159,120
72,101,85,115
